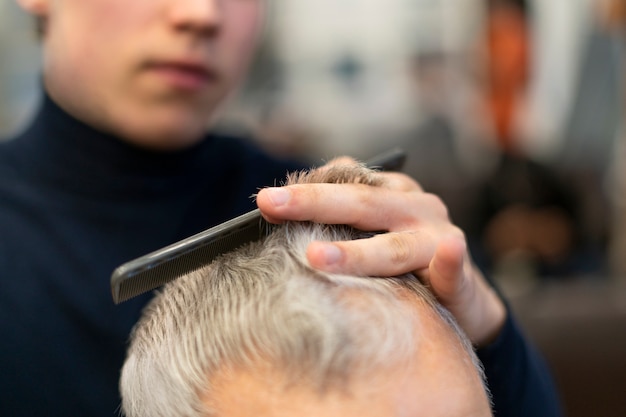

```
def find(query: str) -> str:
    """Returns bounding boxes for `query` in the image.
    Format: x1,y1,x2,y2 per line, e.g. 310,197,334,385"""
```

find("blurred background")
1,0,626,414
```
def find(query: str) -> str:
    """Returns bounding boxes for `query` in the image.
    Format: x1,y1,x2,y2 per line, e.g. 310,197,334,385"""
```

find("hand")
256,159,506,346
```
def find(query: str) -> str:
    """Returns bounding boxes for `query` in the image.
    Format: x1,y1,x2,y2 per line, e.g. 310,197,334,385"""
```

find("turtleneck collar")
8,92,218,199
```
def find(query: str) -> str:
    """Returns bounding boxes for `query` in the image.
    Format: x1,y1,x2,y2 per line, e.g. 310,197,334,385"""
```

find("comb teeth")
111,210,267,304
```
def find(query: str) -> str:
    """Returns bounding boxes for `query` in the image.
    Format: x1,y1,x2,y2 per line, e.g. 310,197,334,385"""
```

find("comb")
110,148,406,304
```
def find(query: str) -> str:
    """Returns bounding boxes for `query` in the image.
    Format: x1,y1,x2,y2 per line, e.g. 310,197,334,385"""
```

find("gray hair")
120,164,486,417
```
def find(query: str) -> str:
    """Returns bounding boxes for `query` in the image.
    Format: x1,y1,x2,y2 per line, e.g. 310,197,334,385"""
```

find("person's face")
18,0,263,149
206,301,493,417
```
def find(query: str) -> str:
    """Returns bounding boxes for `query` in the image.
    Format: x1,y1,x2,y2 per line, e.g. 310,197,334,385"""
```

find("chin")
120,121,209,151
116,103,214,151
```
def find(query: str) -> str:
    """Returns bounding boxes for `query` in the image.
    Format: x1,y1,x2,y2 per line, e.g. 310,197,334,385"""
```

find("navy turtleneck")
0,94,304,416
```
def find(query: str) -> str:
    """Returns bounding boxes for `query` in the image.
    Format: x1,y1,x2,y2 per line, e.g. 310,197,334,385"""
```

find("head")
17,0,264,150
120,164,493,417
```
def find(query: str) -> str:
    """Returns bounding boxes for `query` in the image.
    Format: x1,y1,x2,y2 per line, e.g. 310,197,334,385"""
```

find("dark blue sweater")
0,94,561,416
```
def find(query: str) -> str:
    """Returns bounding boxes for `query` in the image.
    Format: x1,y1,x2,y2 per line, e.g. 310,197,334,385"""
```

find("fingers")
321,156,419,192
257,182,439,230
306,230,438,277
379,171,424,192
258,183,382,229
259,158,508,345
258,158,424,224
260,158,508,346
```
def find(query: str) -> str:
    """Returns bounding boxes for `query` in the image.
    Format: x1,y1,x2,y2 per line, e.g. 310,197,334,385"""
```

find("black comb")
110,148,406,304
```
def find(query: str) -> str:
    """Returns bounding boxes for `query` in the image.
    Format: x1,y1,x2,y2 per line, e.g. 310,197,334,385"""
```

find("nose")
167,0,222,36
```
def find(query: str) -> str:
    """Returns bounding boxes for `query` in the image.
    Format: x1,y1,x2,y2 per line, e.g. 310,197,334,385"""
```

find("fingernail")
320,243,343,266
265,188,291,207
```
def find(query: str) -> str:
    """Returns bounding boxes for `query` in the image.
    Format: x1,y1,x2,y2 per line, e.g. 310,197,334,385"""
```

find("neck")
9,91,214,199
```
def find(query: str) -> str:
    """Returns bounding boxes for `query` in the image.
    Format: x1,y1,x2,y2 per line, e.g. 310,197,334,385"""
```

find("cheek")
224,3,264,66
46,0,150,73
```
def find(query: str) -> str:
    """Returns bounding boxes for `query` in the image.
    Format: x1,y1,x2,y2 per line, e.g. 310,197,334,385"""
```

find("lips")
145,60,218,91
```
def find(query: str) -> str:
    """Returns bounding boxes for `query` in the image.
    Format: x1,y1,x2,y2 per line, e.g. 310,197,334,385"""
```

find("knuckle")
380,172,422,192
287,185,322,220
293,184,321,203
387,233,416,265
423,192,450,219
449,225,466,240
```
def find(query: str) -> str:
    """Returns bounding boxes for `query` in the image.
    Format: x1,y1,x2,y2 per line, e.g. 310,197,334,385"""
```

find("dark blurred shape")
488,0,529,13
473,154,605,278
332,53,364,87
